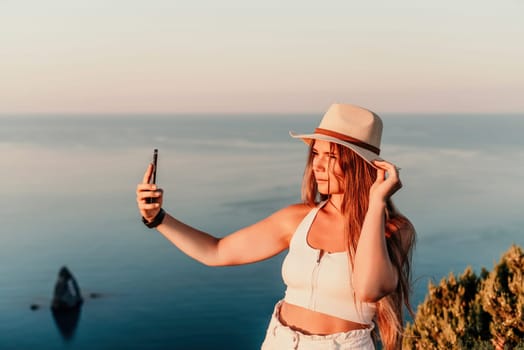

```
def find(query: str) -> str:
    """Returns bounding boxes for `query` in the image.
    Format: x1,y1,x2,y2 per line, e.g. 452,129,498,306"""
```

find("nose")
313,154,327,172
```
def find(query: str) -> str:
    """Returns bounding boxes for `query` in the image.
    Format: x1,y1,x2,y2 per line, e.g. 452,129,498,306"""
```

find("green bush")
404,245,523,350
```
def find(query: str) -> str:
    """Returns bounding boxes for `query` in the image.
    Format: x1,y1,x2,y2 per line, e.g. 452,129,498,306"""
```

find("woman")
136,103,416,349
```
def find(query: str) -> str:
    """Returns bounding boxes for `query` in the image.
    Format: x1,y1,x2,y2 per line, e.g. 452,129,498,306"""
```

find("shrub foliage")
404,245,524,350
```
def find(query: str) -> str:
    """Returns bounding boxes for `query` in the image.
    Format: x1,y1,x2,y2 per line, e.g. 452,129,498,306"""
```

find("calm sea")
0,114,523,349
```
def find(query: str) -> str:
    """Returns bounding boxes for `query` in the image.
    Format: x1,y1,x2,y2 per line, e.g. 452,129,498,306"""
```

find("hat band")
314,128,380,155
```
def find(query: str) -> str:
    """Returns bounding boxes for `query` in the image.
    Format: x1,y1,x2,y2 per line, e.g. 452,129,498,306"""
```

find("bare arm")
352,160,402,302
137,164,299,266
155,209,294,266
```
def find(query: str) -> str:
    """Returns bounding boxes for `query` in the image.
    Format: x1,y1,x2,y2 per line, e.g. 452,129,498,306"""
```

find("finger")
373,159,398,171
142,163,154,184
137,192,153,202
375,168,386,182
138,202,161,210
375,161,400,181
136,183,157,194
373,161,393,179
137,190,163,201
372,159,388,167
137,184,157,193
386,168,399,182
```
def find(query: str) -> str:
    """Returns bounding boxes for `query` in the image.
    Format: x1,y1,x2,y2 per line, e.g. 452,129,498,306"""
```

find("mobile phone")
151,148,158,185
146,149,158,203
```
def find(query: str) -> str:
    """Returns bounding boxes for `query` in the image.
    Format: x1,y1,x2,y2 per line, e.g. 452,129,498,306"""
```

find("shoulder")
267,202,314,236
280,202,314,219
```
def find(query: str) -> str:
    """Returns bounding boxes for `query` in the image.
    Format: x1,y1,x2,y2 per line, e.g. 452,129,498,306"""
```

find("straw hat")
290,103,384,166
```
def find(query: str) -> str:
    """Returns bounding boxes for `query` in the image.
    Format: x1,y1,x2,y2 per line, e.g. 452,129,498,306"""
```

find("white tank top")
281,202,376,324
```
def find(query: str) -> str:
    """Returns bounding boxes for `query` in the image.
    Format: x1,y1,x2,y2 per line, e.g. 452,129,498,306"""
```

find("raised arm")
352,160,403,302
137,164,301,266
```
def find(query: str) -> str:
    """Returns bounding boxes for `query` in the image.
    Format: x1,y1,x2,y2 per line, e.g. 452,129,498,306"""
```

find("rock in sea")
51,266,83,310
51,266,83,341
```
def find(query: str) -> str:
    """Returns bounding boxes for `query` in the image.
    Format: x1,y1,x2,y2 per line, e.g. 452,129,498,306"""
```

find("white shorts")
261,301,375,350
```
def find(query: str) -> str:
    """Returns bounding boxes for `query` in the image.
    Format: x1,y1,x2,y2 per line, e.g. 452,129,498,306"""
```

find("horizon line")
1,111,523,117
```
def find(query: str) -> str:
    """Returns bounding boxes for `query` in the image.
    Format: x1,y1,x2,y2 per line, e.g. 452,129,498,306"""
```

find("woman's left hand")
369,160,402,204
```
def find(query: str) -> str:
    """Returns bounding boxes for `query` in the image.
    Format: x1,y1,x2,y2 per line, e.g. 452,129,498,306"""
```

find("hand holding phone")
146,149,158,203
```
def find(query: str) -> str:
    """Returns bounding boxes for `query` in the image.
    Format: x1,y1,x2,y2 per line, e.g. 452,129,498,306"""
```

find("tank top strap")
291,201,329,244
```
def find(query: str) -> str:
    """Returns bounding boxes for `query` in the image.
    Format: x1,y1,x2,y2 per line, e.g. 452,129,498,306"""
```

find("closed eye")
312,149,337,158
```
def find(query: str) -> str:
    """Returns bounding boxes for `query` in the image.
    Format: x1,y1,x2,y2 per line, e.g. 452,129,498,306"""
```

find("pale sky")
1,0,523,114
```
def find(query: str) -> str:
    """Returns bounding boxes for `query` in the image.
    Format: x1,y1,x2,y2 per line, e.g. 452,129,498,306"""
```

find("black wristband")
142,208,166,229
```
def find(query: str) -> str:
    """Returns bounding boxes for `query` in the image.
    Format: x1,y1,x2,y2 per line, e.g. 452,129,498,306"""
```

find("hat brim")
289,131,383,168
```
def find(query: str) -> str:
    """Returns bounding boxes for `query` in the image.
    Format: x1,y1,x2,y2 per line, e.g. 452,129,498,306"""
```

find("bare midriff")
279,301,370,335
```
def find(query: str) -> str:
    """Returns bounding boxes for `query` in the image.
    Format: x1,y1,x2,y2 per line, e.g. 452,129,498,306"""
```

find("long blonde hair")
301,141,416,350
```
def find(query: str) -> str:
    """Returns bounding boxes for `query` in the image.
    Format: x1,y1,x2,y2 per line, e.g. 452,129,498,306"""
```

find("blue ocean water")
0,114,523,349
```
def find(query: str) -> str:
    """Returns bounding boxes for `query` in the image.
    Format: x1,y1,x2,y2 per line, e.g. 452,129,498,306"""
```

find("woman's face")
311,140,345,195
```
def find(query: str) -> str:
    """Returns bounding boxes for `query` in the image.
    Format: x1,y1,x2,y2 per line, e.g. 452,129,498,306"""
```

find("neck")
327,195,344,213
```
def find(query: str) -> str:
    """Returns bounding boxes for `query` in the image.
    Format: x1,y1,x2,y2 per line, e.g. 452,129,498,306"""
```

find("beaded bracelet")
142,208,166,229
